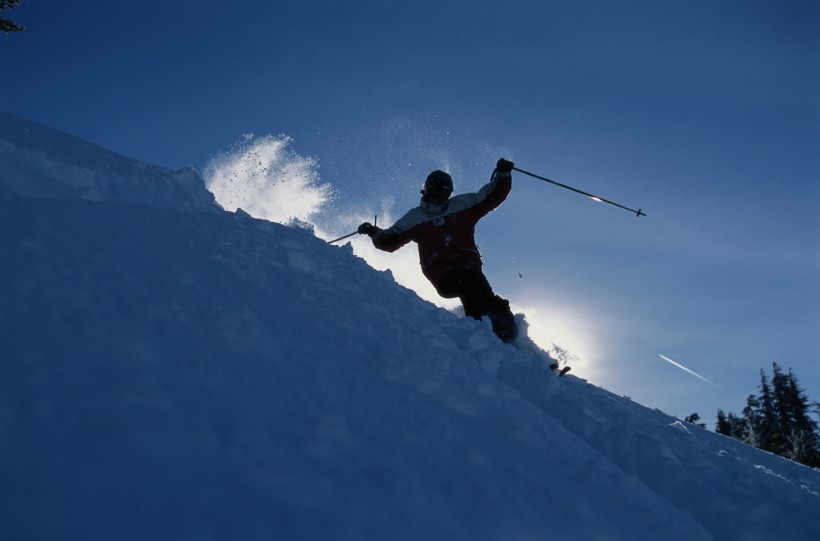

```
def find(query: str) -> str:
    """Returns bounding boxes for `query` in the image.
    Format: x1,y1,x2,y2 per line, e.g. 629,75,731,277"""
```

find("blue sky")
3,0,818,421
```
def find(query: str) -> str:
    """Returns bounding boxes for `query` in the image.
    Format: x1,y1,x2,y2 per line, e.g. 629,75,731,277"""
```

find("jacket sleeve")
370,206,430,252
371,227,413,252
470,170,512,219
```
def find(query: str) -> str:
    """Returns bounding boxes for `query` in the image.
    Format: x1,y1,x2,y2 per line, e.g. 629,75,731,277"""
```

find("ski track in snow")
2,111,819,541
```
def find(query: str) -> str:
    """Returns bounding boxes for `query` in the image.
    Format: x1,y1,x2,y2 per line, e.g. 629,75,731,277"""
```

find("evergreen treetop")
1,0,25,34
715,363,819,468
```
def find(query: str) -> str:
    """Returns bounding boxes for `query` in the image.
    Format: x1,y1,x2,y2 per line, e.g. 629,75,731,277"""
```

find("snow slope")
0,111,216,212
1,112,818,541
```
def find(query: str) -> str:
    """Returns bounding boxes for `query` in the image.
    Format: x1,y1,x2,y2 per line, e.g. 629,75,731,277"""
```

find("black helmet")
421,170,453,202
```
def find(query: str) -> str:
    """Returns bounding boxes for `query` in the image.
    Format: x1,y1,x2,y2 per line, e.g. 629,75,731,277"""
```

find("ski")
550,363,572,377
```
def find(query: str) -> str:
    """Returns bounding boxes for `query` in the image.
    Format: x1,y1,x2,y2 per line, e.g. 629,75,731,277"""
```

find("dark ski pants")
435,268,517,341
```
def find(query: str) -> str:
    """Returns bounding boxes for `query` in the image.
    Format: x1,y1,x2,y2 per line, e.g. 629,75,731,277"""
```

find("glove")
496,158,514,173
358,222,377,236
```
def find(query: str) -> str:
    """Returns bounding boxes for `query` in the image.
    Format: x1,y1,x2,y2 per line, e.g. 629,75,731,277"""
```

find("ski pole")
328,215,377,244
327,231,358,244
513,167,646,217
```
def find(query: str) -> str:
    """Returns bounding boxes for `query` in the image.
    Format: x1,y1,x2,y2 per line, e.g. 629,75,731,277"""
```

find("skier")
358,158,518,342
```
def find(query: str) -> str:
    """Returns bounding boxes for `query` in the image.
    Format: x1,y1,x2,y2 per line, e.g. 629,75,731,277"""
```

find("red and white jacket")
370,170,512,288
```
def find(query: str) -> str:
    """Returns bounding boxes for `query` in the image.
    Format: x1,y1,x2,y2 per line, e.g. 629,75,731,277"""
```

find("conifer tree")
684,413,707,429
781,367,820,466
716,409,732,436
756,369,783,453
1,0,24,34
715,363,820,468
742,394,763,448
727,411,747,442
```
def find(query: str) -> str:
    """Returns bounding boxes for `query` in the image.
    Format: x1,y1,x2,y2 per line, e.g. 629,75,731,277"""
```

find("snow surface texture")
1,111,818,541
0,112,216,212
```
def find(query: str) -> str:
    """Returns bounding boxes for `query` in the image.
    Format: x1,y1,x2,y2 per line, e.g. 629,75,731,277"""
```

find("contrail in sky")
658,354,723,389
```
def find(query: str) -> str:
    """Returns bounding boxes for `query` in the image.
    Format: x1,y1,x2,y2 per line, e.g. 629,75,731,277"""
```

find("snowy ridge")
0,111,217,212
1,113,818,540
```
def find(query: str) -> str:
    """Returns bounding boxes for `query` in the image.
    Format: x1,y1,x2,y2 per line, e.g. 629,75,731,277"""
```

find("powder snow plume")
203,134,333,224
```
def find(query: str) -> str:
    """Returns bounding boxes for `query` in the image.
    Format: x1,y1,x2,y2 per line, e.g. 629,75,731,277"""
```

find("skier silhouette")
358,158,517,342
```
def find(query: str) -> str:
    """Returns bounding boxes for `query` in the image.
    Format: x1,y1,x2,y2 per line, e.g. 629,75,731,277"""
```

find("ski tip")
636,208,646,217
550,364,572,377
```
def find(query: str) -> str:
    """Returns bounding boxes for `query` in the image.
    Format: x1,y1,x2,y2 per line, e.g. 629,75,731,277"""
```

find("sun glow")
515,304,595,367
